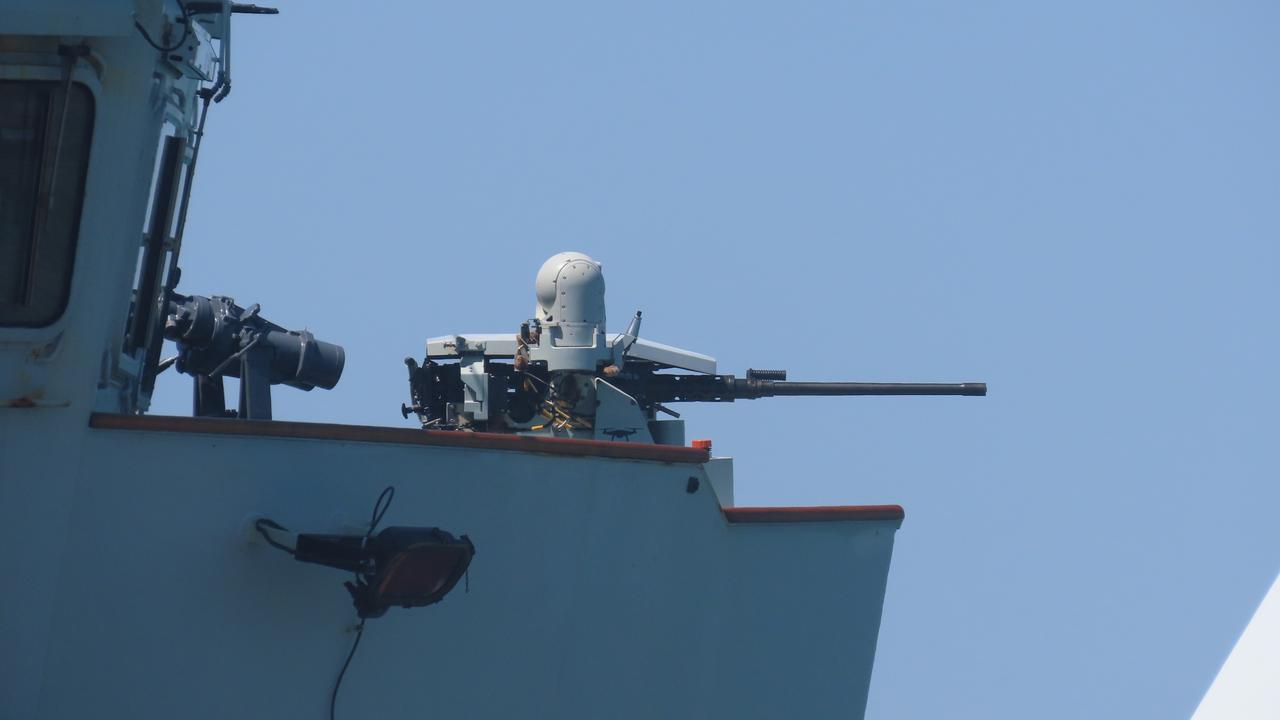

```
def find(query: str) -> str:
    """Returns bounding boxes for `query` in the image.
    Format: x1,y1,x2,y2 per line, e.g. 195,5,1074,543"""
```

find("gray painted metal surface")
18,427,897,718
427,333,717,375
0,3,903,717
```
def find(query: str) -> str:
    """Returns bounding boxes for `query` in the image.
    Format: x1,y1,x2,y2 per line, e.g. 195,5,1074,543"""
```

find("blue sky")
151,2,1280,717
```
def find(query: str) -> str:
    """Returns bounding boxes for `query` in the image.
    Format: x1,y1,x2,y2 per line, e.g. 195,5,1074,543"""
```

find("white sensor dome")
534,252,605,330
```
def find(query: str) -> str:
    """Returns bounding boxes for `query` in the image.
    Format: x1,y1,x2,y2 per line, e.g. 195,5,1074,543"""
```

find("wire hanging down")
132,1,192,53
331,486,395,720
330,619,367,720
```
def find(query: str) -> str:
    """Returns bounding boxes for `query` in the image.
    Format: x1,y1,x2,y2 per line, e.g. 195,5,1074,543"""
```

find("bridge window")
0,80,94,327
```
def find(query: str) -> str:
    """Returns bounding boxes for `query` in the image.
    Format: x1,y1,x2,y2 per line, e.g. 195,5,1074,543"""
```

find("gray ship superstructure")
0,3,985,718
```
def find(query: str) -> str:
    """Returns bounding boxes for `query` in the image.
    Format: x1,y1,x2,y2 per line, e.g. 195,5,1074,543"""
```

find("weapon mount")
403,252,986,445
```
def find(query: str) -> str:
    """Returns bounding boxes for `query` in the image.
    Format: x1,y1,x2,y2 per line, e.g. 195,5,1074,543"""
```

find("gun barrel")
630,373,987,404
758,381,986,397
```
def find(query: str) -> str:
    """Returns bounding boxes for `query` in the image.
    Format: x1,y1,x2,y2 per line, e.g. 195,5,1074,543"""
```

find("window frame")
0,66,98,329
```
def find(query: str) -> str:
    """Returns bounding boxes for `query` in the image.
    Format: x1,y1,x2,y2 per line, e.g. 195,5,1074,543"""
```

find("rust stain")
4,388,45,408
27,332,63,363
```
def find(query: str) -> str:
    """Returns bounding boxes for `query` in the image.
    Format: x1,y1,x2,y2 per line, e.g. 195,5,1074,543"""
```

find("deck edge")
723,505,905,524
88,413,711,464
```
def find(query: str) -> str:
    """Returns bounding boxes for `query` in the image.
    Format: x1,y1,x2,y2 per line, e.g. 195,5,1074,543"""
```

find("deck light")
253,488,475,717
258,521,475,619
346,527,474,619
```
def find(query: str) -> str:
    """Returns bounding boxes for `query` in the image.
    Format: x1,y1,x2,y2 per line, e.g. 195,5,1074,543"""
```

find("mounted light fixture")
254,488,476,719
255,491,475,619
293,526,475,619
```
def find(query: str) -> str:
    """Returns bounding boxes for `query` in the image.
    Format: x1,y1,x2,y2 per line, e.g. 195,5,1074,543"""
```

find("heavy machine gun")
404,252,985,445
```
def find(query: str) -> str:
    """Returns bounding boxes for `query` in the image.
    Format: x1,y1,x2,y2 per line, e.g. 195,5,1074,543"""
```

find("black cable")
330,618,366,720
331,487,394,720
133,2,192,53
366,486,395,542
254,518,294,555
518,370,551,390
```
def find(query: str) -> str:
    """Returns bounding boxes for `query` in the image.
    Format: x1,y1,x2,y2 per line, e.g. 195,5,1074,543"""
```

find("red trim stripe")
724,505,905,523
88,413,710,464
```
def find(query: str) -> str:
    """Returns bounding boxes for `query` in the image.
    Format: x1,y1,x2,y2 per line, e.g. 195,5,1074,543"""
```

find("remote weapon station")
405,252,985,444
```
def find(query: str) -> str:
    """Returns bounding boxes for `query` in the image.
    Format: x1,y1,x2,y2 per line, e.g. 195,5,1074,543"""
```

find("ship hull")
4,415,899,718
